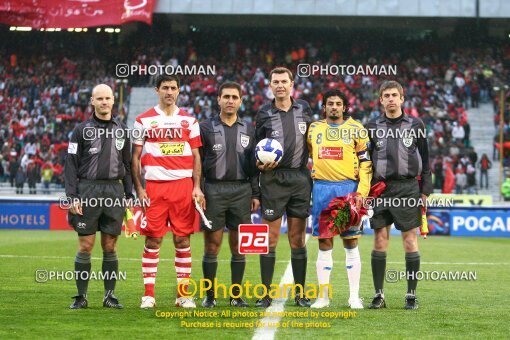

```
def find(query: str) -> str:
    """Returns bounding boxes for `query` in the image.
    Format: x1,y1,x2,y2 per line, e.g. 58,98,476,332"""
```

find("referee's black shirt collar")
270,97,299,113
212,114,245,127
379,112,410,124
91,113,120,126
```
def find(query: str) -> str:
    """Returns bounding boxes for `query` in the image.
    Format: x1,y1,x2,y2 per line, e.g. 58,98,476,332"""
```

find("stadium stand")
0,32,508,196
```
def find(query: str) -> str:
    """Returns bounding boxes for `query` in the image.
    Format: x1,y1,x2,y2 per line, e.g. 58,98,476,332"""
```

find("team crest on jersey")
150,120,158,129
240,134,250,148
298,122,307,135
342,136,351,145
181,120,189,128
115,138,125,150
271,130,280,138
326,128,340,141
403,137,413,147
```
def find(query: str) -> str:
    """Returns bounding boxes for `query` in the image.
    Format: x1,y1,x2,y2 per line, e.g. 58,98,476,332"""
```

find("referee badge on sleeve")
115,138,125,150
240,134,250,148
68,142,78,155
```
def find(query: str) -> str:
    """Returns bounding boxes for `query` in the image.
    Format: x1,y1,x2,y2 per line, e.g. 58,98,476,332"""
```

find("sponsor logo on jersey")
159,142,185,155
319,146,343,160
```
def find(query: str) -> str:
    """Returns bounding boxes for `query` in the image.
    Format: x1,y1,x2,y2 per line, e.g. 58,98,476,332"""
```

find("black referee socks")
291,247,308,297
405,251,420,295
231,255,246,297
260,247,276,291
75,251,91,297
102,252,118,294
371,250,387,295
202,253,218,297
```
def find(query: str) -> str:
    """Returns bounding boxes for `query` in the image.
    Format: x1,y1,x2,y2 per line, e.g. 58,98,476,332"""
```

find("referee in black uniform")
65,84,133,309
200,81,259,308
255,67,312,308
366,80,432,310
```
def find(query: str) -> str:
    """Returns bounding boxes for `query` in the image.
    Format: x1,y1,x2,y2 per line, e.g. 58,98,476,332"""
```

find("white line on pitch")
252,234,310,340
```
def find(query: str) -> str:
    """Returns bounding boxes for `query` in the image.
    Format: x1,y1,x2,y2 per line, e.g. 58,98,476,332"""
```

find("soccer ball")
255,138,284,164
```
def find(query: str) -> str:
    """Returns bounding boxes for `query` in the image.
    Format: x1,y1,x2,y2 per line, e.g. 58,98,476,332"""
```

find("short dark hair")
379,80,403,97
322,89,350,113
269,67,293,82
218,81,242,97
155,75,180,89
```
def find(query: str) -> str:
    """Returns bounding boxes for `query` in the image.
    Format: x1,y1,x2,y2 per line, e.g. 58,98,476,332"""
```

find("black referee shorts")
370,178,421,232
68,179,125,236
259,168,312,221
202,181,252,232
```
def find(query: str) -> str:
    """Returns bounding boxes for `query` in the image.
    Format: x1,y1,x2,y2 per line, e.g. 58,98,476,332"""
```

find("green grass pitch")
0,230,508,339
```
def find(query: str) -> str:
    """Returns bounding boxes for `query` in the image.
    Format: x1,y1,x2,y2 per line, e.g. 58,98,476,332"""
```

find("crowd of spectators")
1,32,508,194
0,53,128,193
492,86,510,172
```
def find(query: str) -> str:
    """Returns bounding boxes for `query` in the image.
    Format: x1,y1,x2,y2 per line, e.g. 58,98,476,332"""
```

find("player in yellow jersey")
307,90,372,309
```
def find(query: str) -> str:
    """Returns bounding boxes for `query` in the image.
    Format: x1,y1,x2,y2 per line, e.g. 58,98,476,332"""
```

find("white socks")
316,247,362,301
315,249,333,299
344,246,361,300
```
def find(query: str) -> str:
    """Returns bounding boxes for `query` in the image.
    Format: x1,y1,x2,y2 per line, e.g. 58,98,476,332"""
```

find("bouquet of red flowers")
318,182,387,238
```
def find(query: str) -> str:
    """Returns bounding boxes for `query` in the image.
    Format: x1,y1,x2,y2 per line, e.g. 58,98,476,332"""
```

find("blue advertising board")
0,203,50,230
0,197,508,237
448,209,510,237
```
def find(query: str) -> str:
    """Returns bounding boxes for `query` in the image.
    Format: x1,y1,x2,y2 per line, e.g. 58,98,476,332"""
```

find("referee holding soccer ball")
255,67,312,308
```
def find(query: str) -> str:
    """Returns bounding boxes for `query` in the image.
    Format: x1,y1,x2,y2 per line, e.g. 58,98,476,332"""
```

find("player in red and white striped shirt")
132,75,204,309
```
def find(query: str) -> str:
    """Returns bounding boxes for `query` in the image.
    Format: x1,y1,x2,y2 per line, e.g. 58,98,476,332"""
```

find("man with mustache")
199,81,260,308
307,89,372,309
132,75,204,309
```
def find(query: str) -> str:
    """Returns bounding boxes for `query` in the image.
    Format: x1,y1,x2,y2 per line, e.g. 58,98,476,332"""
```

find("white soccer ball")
256,138,284,164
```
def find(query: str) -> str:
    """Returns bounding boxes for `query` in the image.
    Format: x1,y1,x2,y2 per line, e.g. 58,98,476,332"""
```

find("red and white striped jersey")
133,105,202,181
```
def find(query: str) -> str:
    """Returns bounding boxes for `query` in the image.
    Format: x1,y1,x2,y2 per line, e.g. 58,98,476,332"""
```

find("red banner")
49,203,73,230
0,0,156,28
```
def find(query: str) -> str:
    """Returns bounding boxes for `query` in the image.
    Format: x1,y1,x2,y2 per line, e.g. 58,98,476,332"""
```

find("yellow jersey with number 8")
307,118,372,197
